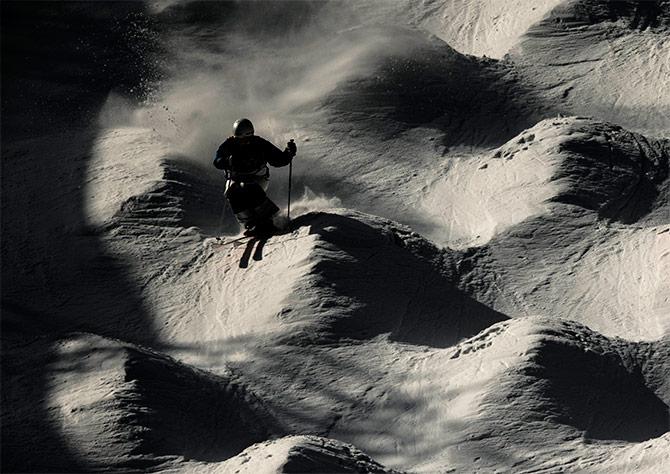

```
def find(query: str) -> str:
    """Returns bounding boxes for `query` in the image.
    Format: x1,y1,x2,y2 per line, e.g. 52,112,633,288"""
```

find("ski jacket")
214,135,292,180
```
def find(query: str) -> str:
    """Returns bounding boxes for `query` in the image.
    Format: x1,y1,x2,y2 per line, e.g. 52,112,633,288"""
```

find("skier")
214,118,296,237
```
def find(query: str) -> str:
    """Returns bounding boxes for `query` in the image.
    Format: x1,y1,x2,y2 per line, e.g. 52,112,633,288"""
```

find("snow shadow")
325,31,553,148
530,337,669,442
286,212,507,348
552,129,668,225
557,0,669,31
200,341,513,471
1,3,161,471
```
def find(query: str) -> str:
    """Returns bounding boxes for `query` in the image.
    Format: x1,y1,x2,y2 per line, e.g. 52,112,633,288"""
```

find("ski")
210,235,253,247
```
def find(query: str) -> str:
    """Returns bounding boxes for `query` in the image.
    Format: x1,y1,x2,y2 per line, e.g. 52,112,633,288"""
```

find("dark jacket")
214,135,292,178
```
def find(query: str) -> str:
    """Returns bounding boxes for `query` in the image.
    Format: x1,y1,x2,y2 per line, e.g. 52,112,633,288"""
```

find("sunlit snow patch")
84,95,171,227
422,124,563,248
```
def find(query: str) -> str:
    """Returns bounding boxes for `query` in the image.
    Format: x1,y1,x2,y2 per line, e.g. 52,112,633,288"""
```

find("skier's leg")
225,181,279,236
245,184,280,237
225,181,257,230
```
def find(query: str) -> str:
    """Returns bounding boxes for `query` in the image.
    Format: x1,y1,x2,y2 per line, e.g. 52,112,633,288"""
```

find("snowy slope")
352,0,566,59
2,333,279,471
2,331,398,473
274,26,554,245
2,1,669,473
455,117,670,340
511,0,670,136
169,436,399,474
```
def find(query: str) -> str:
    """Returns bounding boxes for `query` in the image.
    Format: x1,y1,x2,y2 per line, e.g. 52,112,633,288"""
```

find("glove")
285,139,297,158
213,154,226,170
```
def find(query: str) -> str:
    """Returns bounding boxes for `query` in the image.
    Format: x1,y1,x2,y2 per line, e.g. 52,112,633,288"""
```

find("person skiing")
214,118,296,237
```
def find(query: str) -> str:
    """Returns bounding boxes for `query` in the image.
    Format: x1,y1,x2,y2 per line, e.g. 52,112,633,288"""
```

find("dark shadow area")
1,2,162,471
230,238,267,267
154,0,333,39
568,0,670,31
3,333,285,471
324,30,556,148
239,239,256,268
532,338,669,442
120,344,283,463
1,333,88,473
253,239,267,261
548,122,668,225
285,212,507,348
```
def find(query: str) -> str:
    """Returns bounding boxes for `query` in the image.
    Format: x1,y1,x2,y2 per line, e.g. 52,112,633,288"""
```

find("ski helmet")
233,118,254,137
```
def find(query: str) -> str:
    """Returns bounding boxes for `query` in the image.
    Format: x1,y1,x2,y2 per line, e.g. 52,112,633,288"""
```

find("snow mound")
118,208,505,369
421,125,561,248
424,115,669,248
2,333,280,472
512,0,670,136
323,28,544,147
410,0,566,59
84,127,168,227
182,435,397,474
480,319,669,443
219,316,668,472
279,211,505,347
428,317,670,472
348,0,564,59
86,127,227,234
451,117,670,340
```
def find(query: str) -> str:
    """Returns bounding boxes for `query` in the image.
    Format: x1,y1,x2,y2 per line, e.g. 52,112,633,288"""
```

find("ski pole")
287,156,293,221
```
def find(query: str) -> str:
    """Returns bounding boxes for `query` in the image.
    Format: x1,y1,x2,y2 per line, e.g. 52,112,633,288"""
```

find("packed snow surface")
2,1,669,473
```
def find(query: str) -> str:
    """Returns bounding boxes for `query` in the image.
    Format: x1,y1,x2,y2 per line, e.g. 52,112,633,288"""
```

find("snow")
345,0,565,59
2,1,669,473
512,1,670,136
171,435,396,474
85,127,168,226
420,128,561,248
456,117,670,341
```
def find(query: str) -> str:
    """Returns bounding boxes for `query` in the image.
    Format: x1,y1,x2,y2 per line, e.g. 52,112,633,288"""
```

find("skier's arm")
213,138,233,170
263,137,296,167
